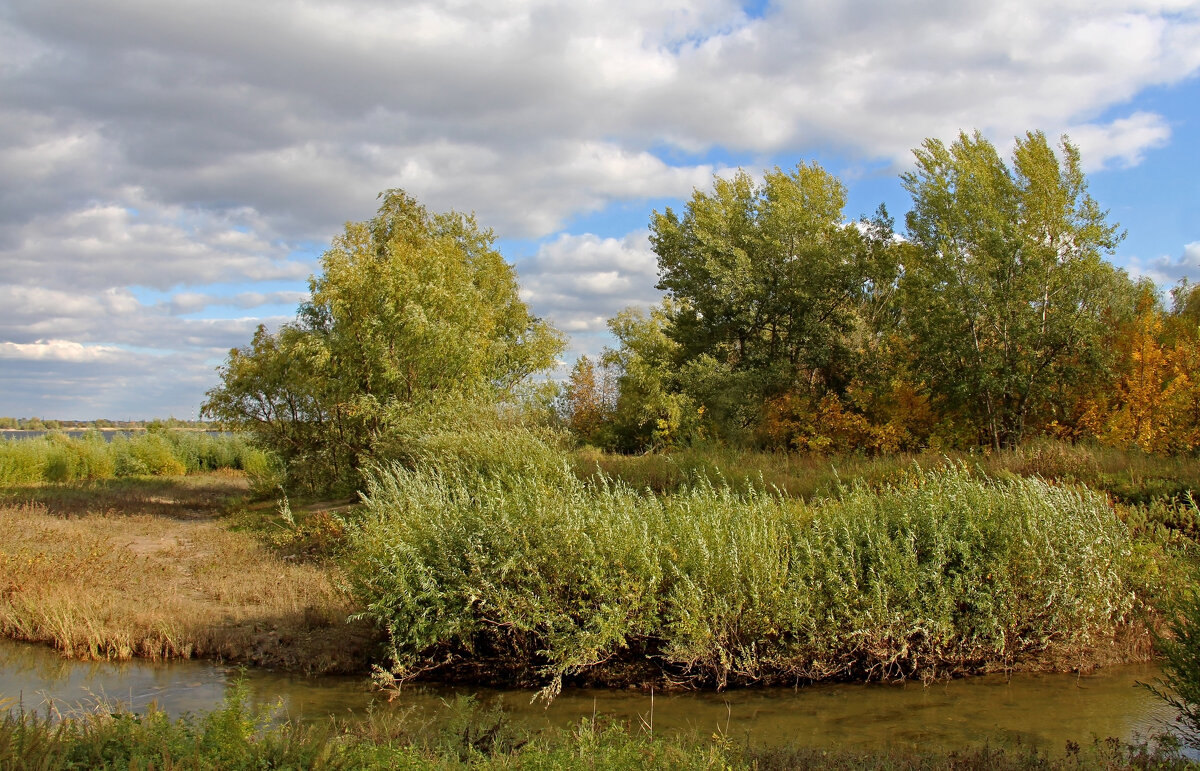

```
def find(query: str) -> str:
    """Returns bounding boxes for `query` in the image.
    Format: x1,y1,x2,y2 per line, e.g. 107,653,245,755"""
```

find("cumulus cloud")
0,340,130,363
0,348,220,419
1125,241,1200,287
0,282,289,352
5,0,1198,241
1067,112,1172,171
518,230,662,335
0,189,312,291
3,0,1200,415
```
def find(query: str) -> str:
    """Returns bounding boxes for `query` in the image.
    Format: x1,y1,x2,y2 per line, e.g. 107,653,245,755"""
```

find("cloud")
518,230,662,336
0,189,312,292
1067,112,1172,171
1125,241,1200,287
0,282,289,351
3,0,1200,415
0,339,130,363
5,0,1198,243
0,347,220,419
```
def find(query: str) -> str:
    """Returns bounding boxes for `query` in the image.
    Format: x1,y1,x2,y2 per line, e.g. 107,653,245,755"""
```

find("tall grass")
347,457,1141,697
0,475,367,674
0,430,273,485
575,440,1200,504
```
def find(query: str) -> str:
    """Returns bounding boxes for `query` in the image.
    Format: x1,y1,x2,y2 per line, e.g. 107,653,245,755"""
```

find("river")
0,638,1182,752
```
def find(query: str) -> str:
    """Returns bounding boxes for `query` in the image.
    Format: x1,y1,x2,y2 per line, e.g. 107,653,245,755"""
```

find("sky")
1,0,1199,420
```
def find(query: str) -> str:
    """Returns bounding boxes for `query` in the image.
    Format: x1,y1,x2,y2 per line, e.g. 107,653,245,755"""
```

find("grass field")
0,473,372,674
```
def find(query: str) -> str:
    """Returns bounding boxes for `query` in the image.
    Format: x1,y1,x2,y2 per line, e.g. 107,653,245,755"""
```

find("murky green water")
0,638,1178,751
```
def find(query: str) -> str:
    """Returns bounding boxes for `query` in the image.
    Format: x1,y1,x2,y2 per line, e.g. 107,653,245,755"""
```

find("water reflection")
0,638,1178,751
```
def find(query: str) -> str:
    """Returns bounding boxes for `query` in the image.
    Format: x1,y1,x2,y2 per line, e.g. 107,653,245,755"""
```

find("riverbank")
0,440,1190,691
0,473,374,674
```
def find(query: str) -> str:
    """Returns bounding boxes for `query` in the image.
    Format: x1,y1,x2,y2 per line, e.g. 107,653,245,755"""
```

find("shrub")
1148,567,1200,749
0,431,256,485
347,462,1139,698
1144,497,1200,749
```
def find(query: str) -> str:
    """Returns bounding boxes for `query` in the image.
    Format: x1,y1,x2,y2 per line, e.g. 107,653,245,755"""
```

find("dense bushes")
0,430,271,485
346,458,1140,697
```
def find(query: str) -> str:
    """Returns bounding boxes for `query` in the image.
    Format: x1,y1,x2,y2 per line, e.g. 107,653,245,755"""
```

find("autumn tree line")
203,129,1199,493
563,130,1200,457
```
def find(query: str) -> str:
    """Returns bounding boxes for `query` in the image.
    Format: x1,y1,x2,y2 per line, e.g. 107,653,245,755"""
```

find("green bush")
1144,495,1200,750
0,438,46,485
0,431,257,485
1148,566,1200,750
347,463,1139,697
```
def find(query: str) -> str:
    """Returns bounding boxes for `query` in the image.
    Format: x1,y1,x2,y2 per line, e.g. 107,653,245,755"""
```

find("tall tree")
649,164,893,436
901,131,1125,450
203,190,563,491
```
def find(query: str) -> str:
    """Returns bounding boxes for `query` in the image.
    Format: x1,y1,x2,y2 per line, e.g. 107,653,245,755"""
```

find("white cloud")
3,0,1200,415
0,189,312,291
1067,112,1172,170
519,230,662,335
1125,241,1200,287
0,340,130,363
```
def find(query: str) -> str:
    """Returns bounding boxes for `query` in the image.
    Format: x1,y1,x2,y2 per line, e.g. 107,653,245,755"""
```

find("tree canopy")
900,131,1126,449
202,190,564,491
646,164,899,440
575,132,1170,455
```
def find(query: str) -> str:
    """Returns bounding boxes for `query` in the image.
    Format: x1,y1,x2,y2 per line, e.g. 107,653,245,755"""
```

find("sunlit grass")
0,473,370,674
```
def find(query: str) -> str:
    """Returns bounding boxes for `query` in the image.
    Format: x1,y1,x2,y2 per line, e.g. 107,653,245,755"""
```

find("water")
0,430,228,442
0,638,1180,751
1,430,142,442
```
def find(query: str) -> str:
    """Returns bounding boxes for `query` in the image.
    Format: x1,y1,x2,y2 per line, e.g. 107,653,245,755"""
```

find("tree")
601,301,704,451
202,190,564,492
900,131,1125,450
561,355,616,444
649,164,896,438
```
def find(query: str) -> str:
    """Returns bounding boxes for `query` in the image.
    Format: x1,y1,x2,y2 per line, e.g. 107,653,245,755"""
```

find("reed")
573,440,1200,511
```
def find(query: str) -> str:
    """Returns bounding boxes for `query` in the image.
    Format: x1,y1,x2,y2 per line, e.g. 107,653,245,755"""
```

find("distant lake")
0,430,225,442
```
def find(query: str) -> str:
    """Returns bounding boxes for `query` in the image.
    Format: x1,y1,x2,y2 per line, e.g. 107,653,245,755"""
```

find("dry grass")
0,473,374,674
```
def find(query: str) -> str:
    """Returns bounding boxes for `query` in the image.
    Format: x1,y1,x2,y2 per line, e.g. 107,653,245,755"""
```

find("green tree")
901,131,1126,450
202,190,564,492
601,301,702,451
649,164,896,438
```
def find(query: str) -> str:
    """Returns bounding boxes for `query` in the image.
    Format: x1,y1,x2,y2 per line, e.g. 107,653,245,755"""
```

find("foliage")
347,459,1140,698
202,190,564,493
634,165,900,446
1145,535,1200,749
598,301,705,451
900,131,1129,449
561,355,617,445
0,431,259,485
1092,284,1200,454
